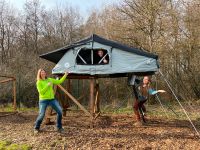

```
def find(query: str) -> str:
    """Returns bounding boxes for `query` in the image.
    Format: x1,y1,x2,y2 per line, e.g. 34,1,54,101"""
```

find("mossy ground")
0,140,31,150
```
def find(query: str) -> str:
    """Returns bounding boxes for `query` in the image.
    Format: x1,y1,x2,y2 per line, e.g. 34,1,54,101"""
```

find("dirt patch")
0,111,200,150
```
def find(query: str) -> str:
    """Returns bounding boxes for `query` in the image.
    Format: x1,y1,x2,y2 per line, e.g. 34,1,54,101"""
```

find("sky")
8,0,121,18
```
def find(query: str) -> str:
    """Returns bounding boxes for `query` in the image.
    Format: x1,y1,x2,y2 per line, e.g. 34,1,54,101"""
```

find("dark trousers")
133,99,147,121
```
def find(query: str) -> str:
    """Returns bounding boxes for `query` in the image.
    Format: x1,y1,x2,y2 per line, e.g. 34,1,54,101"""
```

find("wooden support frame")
57,84,93,118
0,76,17,111
54,78,101,126
77,94,85,101
89,78,95,116
94,80,100,114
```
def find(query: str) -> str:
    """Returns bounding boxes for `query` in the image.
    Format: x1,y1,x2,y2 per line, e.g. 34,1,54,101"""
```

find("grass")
0,104,15,112
101,104,200,122
0,140,31,150
0,103,38,112
102,106,133,114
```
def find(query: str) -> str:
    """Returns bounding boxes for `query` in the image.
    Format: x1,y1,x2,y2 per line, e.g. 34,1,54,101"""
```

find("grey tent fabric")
40,34,158,63
39,34,159,76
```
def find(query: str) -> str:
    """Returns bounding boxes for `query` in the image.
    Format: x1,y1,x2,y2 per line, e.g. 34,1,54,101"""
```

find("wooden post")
94,90,99,113
45,107,53,125
89,78,95,116
13,78,17,111
96,83,100,113
94,81,100,114
0,76,16,112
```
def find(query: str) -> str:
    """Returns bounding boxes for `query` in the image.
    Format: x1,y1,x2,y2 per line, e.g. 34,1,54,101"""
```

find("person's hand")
157,90,166,93
103,59,108,63
64,71,69,76
48,82,52,86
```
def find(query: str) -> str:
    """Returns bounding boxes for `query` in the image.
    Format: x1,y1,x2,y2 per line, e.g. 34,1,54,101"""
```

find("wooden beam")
94,90,99,113
0,78,14,84
96,85,101,113
0,76,16,112
44,107,53,124
94,81,101,114
57,85,93,118
94,112,101,120
77,94,85,101
0,75,15,79
13,79,17,111
89,78,95,116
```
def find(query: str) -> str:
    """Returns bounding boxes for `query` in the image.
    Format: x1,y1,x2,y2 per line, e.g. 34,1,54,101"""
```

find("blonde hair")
37,69,47,81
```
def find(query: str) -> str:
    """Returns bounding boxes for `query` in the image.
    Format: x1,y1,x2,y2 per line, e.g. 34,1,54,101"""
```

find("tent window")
76,48,109,65
76,49,92,65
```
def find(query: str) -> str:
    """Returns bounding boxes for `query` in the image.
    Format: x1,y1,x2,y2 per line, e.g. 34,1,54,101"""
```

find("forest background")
0,0,200,108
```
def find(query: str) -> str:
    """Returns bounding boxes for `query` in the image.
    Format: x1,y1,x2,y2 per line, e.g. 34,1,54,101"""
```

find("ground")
0,105,200,150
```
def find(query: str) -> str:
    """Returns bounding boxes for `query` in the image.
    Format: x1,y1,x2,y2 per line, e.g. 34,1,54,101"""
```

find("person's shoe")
134,121,143,127
57,128,65,133
33,129,40,135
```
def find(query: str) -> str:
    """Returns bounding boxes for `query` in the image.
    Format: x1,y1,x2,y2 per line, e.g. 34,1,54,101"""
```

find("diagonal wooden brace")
57,85,93,118
0,78,14,84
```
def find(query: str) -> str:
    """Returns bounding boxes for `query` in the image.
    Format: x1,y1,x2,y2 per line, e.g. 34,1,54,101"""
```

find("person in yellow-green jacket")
34,68,68,134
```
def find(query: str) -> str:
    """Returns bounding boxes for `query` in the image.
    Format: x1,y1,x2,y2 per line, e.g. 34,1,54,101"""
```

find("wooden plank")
77,94,85,101
13,79,17,111
96,86,101,113
45,107,53,124
0,75,15,78
0,78,14,84
94,112,101,120
94,90,99,113
94,81,100,113
96,91,101,113
89,78,95,116
57,85,93,118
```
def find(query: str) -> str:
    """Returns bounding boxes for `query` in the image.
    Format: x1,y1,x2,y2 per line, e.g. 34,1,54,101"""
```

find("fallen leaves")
0,111,199,149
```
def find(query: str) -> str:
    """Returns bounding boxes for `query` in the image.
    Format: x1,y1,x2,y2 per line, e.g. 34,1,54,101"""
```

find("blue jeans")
34,99,63,130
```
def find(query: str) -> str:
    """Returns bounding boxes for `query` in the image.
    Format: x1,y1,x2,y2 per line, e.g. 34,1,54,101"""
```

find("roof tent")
40,34,159,77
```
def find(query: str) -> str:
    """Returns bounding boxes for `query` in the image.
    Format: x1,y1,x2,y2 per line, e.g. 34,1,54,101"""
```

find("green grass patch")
102,106,133,114
0,140,12,149
101,104,200,122
0,140,31,150
0,104,15,112
0,104,38,112
17,107,38,112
